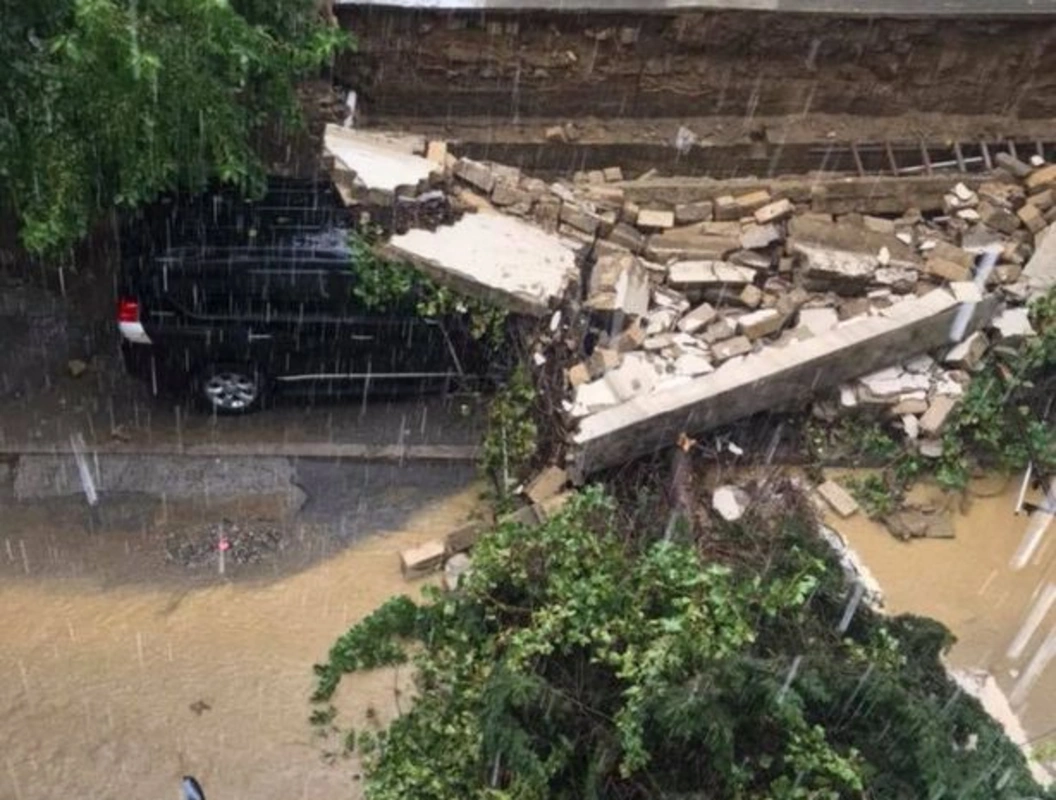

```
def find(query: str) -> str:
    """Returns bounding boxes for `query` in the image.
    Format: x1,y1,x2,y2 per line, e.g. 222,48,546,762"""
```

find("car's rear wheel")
200,365,264,415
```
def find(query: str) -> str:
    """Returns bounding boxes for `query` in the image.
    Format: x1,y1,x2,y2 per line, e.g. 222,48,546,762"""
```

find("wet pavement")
0,456,482,800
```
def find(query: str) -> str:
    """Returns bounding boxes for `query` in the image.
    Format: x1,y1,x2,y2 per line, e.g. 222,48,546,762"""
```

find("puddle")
830,472,1056,759
0,483,481,800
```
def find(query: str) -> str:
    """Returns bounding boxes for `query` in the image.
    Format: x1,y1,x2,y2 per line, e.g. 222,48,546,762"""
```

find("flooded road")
832,473,1056,766
0,472,481,800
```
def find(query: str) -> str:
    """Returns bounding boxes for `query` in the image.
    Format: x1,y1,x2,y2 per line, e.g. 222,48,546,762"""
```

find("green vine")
481,364,538,500
347,233,507,344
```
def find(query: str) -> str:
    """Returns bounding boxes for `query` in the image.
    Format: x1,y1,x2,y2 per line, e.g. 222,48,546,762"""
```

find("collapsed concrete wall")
569,288,999,479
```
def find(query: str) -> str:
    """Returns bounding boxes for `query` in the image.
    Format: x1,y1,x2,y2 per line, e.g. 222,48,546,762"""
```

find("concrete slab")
570,288,1000,479
385,213,577,315
324,124,438,193
1024,224,1056,293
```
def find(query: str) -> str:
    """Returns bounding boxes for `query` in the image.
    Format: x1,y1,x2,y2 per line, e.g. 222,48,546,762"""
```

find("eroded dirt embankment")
336,8,1056,130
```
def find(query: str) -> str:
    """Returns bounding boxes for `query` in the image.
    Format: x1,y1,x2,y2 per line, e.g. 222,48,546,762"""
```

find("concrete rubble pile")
323,124,1053,487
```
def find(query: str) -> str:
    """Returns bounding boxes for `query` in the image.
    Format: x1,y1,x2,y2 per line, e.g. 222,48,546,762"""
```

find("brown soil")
336,8,1056,129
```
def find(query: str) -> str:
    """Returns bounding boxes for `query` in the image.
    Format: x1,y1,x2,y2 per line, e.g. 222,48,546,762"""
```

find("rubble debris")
324,124,438,195
165,520,284,568
754,198,794,225
739,223,781,250
990,307,1036,341
677,302,717,333
737,308,784,340
400,539,446,578
674,201,713,225
711,335,753,362
586,253,650,317
637,209,675,229
385,213,577,316
944,331,989,371
668,261,755,288
443,553,473,590
817,480,859,518
712,485,750,521
919,396,958,436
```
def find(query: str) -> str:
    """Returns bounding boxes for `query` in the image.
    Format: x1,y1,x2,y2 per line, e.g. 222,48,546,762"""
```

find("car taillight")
117,297,140,323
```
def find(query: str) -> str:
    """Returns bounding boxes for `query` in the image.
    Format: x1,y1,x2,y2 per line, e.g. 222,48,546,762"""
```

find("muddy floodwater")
0,484,481,800
832,473,1056,767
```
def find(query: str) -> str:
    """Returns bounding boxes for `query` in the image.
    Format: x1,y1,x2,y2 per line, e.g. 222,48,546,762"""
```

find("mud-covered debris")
165,519,285,568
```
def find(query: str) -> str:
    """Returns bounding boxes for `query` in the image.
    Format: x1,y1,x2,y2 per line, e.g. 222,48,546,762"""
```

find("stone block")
730,250,772,270
996,152,1032,178
425,140,448,165
561,204,601,235
445,522,486,555
737,308,783,339
401,539,446,577
673,352,714,377
989,307,1035,341
603,166,624,182
443,553,473,591
978,201,1021,235
587,347,621,378
713,485,750,521
612,320,647,352
892,397,929,415
677,302,718,333
925,257,970,282
587,253,651,317
944,331,988,371
753,198,794,224
817,481,859,518
1017,202,1047,234
739,284,763,309
711,335,752,362
674,201,714,225
740,223,782,250
714,195,741,221
701,317,736,343
794,243,877,290
525,466,568,505
587,170,607,185
861,215,897,235
567,363,591,387
949,281,983,304
667,261,755,288
919,396,958,436
453,158,496,193
646,234,740,263
608,222,645,253
636,209,675,229
734,190,772,214
491,182,533,207
930,241,975,269
1025,163,1056,190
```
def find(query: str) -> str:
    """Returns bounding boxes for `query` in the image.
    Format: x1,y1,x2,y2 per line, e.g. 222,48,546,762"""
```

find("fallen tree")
311,482,1051,799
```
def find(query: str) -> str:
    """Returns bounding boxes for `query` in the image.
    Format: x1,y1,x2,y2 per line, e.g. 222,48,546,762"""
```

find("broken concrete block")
944,331,988,370
714,195,740,221
949,281,984,304
646,233,740,263
790,215,918,265
561,204,602,235
701,317,736,344
839,385,858,407
401,539,446,577
644,307,680,335
1025,163,1056,191
674,201,713,225
712,485,750,521
652,286,692,311
491,182,533,207
925,257,971,282
919,439,944,458
605,352,661,401
730,250,772,270
587,347,621,378
453,158,496,194
978,201,1021,235
425,140,448,165
873,267,919,293
602,166,624,182
443,553,473,591
734,190,772,215
525,466,568,505
668,261,756,288
677,303,717,333
794,243,877,289
919,396,958,436
901,415,920,443
754,198,794,225
673,352,714,377
545,125,568,143
996,152,1033,179
797,307,839,337
738,284,763,309
737,308,783,339
711,335,753,362
903,353,935,374
740,223,782,250
862,215,896,235
587,253,651,317
930,241,975,269
817,481,859,518
1018,202,1047,234
608,222,645,253
445,522,485,555
612,321,647,352
637,209,675,229
1029,188,1055,211
990,307,1036,341
892,397,929,415
567,363,591,387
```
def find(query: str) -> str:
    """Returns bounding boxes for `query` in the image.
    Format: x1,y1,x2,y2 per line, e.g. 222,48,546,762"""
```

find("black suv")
118,178,502,413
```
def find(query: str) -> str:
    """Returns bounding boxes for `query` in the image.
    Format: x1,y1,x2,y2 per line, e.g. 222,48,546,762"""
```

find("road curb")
0,442,480,462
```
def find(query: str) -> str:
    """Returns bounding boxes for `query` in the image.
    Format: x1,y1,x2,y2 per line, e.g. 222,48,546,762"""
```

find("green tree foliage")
313,487,1050,799
0,0,348,253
